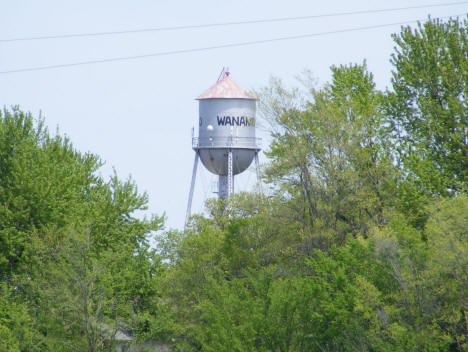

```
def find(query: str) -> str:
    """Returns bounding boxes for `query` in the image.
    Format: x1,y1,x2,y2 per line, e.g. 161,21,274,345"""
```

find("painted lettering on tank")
216,116,255,127
216,116,225,125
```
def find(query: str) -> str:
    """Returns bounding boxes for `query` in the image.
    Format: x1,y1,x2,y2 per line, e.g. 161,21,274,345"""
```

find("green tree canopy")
388,17,468,195
0,107,168,351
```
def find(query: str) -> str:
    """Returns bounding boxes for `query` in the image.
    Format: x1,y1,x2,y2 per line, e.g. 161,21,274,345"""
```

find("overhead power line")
1,1,467,43
0,13,465,75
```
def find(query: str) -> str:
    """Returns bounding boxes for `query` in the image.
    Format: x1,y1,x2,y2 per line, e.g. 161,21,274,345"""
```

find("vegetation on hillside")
1,17,467,351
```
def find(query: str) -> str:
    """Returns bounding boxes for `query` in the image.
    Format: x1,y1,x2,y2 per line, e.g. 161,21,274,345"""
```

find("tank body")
194,75,259,176
197,98,257,175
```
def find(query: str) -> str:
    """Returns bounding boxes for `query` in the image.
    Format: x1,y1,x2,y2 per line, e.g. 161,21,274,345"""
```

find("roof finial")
217,67,230,82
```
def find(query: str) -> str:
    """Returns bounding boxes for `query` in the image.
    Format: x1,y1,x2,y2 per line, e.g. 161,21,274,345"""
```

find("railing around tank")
192,136,261,149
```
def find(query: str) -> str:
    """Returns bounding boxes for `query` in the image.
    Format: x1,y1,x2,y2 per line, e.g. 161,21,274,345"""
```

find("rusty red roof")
196,74,255,100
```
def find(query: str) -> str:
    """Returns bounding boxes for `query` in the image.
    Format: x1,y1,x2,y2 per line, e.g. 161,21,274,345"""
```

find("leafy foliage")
388,17,468,195
162,17,467,352
0,107,167,351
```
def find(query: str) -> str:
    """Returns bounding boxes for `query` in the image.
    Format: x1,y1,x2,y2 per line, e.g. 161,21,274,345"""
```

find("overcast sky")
1,0,466,230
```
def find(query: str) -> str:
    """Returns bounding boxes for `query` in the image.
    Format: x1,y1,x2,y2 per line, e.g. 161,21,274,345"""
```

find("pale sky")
1,0,466,230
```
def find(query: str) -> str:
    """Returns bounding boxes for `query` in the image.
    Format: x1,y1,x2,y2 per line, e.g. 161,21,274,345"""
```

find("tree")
424,195,468,351
371,194,468,351
258,64,396,246
0,107,166,350
36,228,113,352
388,17,468,195
0,282,44,352
0,107,102,276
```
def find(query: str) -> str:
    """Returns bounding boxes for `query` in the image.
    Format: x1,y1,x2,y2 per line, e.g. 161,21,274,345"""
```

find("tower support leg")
218,175,228,199
227,149,233,198
254,151,263,195
218,149,234,202
185,151,199,229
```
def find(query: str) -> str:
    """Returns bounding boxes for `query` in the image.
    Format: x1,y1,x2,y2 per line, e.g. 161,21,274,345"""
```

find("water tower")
186,70,261,224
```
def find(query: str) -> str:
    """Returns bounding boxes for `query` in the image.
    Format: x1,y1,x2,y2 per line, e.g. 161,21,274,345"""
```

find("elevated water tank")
194,72,260,181
186,71,262,226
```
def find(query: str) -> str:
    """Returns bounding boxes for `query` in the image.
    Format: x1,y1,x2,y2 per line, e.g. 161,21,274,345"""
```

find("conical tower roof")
196,74,255,100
